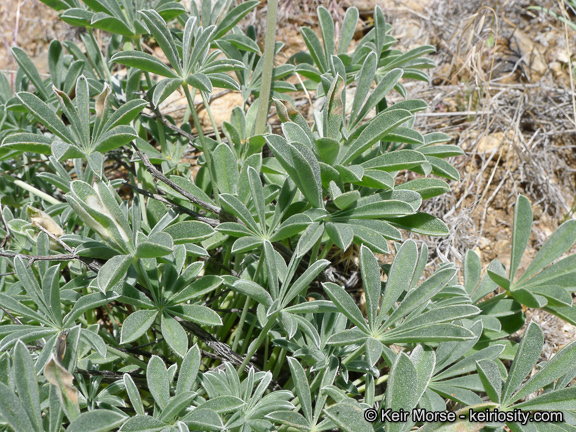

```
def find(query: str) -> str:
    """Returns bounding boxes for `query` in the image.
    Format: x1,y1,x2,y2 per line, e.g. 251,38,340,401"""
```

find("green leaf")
338,6,359,54
501,322,543,405
350,52,377,125
1,132,53,154
93,125,138,153
434,344,505,380
124,374,145,416
326,222,354,251
302,27,328,73
476,359,501,403
487,270,511,290
170,275,222,304
247,166,267,231
220,193,259,233
186,72,213,93
0,382,38,432
182,408,223,430
318,6,335,57
324,402,374,432
145,358,170,411
103,99,148,130
390,213,449,236
160,392,196,423
266,411,309,429
395,305,481,333
11,47,48,99
295,222,325,258
323,282,369,333
359,245,382,328
365,337,383,367
152,78,181,107
111,51,179,78
63,292,119,327
161,313,188,357
136,232,174,258
426,156,460,181
163,221,215,244
510,387,576,411
418,145,463,158
282,259,330,307
361,150,427,172
176,345,201,395
17,92,74,143
386,267,457,328
351,225,390,254
287,357,313,424
351,69,404,130
216,222,255,238
91,13,135,36
396,178,450,200
383,324,475,343
386,352,417,430
120,310,158,344
510,195,532,281
289,142,324,208
66,410,126,432
220,33,261,53
198,395,245,413
411,345,436,403
168,304,222,326
509,339,576,404
283,300,338,314
98,255,132,293
336,200,415,220
119,415,167,431
213,1,259,39
516,219,576,285
138,10,182,76
232,280,273,308
231,236,262,253
332,190,360,211
13,341,42,432
342,108,412,165
379,240,418,320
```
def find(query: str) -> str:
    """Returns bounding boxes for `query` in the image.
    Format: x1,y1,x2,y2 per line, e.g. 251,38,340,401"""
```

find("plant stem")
108,346,148,370
237,314,276,373
183,85,217,195
14,180,61,205
201,92,222,143
231,296,252,352
272,348,286,378
253,0,278,135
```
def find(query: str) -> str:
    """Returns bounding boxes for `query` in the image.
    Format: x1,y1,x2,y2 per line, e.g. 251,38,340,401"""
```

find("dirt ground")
3,0,576,355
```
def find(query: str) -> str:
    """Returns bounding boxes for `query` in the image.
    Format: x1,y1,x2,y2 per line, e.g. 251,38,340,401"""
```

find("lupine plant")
1,1,576,431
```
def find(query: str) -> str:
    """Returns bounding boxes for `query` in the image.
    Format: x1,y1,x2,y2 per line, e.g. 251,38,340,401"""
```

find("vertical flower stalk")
254,0,279,135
